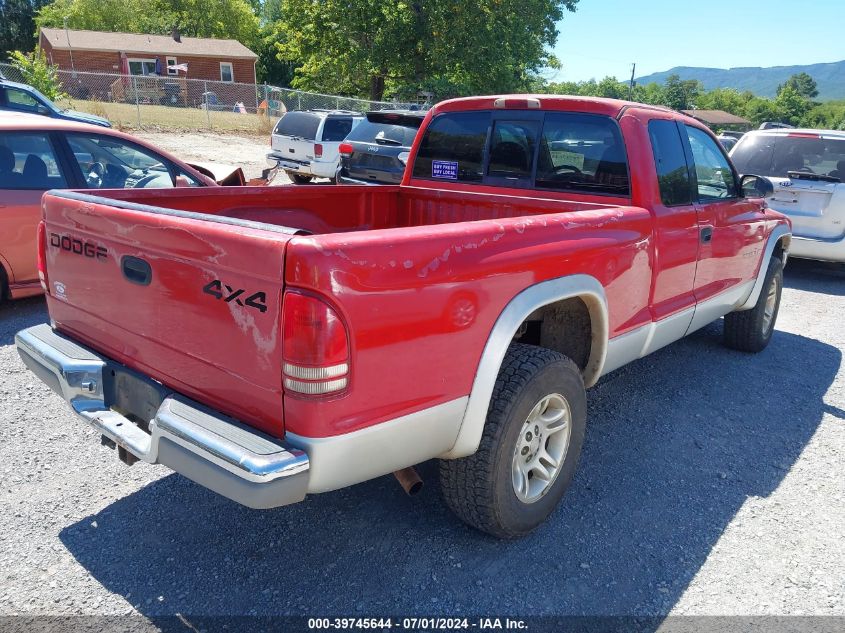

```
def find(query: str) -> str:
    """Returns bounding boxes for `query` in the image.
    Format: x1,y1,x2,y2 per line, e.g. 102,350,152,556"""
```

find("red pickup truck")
16,96,790,537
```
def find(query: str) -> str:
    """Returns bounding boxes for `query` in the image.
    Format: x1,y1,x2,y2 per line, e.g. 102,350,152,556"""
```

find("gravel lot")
133,131,333,185
0,258,843,621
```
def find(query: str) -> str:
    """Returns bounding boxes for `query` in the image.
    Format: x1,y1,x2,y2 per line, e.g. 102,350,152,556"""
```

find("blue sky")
551,0,845,82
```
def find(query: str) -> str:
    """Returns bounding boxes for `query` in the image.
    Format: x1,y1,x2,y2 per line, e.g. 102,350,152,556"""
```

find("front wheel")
724,255,783,352
439,344,586,538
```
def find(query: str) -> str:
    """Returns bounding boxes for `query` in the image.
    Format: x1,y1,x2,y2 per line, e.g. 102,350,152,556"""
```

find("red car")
0,112,220,301
17,96,790,537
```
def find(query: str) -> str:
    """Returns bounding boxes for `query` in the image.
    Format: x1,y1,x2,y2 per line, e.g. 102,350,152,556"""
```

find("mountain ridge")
636,60,845,101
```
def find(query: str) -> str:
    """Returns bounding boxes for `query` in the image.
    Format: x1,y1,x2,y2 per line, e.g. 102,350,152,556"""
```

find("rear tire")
724,255,783,352
287,172,312,185
439,343,586,538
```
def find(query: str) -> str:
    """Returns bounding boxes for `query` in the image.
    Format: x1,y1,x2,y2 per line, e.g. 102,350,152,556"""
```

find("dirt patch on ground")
133,130,291,183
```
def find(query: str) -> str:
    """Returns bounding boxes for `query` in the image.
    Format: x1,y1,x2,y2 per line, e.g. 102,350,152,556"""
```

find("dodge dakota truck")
16,95,790,537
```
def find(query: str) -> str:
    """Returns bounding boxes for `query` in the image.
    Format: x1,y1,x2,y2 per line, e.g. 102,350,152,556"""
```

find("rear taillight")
338,142,354,158
282,291,349,395
314,143,323,158
37,220,48,292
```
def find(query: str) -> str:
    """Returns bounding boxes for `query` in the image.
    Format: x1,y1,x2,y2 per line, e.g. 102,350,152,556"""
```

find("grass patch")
66,99,279,134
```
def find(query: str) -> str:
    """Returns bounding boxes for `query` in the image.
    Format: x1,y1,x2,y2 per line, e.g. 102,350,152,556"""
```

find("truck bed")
42,184,647,442
71,184,619,234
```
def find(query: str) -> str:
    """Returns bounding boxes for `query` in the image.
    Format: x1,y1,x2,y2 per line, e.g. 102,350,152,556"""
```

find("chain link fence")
0,62,427,133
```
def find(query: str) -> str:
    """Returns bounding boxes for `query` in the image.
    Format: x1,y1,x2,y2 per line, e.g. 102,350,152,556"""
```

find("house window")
166,57,178,76
219,62,234,83
128,58,157,76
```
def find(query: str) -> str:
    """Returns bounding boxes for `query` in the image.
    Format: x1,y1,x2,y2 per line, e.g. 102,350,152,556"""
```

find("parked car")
718,130,745,140
759,122,794,130
267,109,364,184
16,95,789,538
337,110,425,184
731,128,845,262
716,134,739,152
0,112,222,301
0,77,111,127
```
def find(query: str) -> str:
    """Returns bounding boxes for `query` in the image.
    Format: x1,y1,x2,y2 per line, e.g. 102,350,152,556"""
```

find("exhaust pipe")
393,467,423,496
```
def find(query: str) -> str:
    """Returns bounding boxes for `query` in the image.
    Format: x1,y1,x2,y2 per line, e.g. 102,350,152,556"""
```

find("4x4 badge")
202,280,267,313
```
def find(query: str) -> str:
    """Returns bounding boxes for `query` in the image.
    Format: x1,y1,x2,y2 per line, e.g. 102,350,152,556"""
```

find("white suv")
731,128,845,262
268,110,364,184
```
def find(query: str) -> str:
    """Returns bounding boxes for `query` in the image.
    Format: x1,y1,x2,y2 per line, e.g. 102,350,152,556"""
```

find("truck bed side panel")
284,202,654,438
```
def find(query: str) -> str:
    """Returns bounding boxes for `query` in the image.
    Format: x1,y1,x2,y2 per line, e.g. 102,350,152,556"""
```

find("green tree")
8,48,65,99
662,74,702,110
632,81,666,105
594,76,627,99
774,84,812,125
275,0,578,101
256,21,294,86
777,72,818,100
695,87,752,115
742,96,784,127
801,100,845,130
1,0,49,57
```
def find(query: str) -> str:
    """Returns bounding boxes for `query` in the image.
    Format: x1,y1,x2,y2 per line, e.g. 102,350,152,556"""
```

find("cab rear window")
412,112,490,182
412,110,630,195
536,113,629,195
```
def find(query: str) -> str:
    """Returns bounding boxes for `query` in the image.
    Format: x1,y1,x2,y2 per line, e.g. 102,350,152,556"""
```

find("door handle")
121,256,152,286
700,226,713,243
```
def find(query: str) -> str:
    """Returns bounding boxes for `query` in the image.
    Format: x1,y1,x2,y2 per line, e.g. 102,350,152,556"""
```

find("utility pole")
629,63,636,100
64,17,76,77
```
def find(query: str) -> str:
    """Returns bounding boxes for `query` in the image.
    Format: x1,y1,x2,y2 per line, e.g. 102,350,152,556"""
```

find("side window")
5,88,45,114
66,134,175,190
322,118,353,142
0,132,67,190
173,166,204,187
412,111,490,182
487,120,539,180
536,113,629,195
648,120,692,206
685,125,738,200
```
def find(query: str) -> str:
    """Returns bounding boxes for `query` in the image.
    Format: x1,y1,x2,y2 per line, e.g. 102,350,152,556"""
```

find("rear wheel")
286,172,312,185
724,255,783,352
439,343,586,538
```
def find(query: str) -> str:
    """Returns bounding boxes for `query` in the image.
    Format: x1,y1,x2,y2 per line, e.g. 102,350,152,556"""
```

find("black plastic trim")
121,255,152,286
46,190,309,236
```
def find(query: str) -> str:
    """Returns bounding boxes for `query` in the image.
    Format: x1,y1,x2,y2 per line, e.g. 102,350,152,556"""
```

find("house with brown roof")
681,109,752,130
39,28,259,108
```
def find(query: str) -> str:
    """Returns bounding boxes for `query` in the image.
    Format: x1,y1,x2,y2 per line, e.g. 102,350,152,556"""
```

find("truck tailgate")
41,191,295,437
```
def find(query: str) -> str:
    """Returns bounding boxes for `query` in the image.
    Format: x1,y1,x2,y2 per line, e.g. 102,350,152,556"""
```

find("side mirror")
175,175,191,187
740,174,774,198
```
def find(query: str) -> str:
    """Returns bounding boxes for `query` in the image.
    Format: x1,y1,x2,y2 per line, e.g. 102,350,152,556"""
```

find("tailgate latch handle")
121,256,152,286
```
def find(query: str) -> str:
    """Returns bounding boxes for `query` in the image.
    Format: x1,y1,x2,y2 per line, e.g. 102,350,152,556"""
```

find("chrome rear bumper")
15,324,309,509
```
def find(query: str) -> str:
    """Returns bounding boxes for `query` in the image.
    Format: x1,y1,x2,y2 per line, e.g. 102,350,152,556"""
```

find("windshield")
346,119,419,146
273,111,321,140
69,135,165,171
731,134,845,179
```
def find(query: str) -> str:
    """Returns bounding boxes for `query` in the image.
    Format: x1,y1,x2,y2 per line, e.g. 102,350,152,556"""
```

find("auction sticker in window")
432,160,459,180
